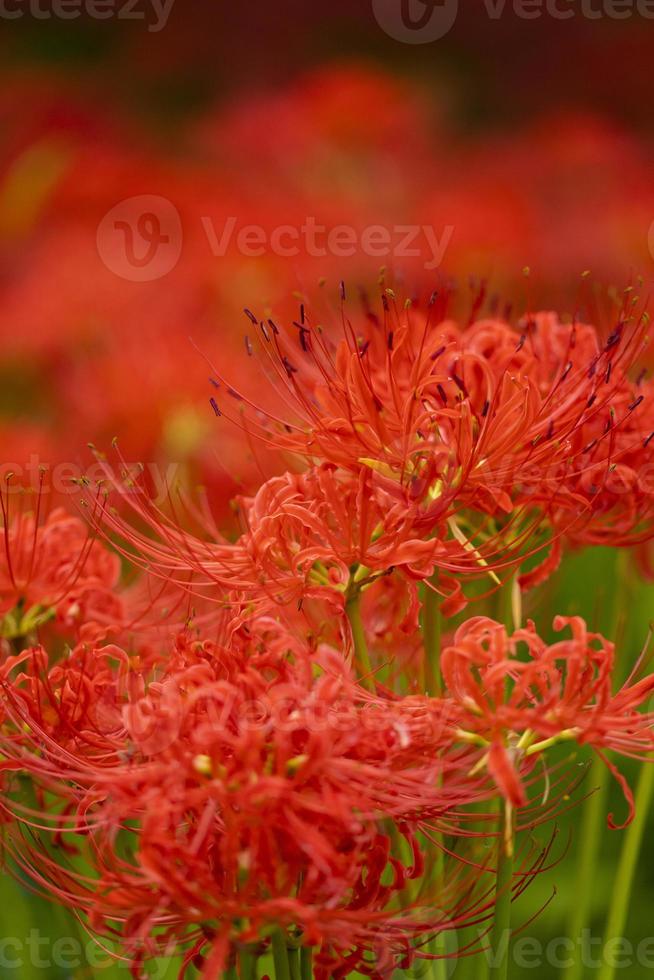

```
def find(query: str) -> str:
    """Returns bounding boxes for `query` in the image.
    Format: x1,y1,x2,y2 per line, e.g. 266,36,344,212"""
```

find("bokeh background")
1,3,654,977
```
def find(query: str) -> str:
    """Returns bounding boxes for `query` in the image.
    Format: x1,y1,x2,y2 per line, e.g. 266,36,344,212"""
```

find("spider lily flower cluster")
1,286,654,979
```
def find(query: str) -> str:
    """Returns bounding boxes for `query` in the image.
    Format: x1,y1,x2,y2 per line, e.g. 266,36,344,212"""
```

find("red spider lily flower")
232,466,470,610
0,616,504,978
86,295,653,632
87,451,470,623
0,641,129,783
204,291,653,579
0,493,123,642
441,615,654,825
545,372,654,547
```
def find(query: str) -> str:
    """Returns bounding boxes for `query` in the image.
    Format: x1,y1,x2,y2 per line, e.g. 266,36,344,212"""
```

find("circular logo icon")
372,917,459,978
97,194,182,282
372,0,458,43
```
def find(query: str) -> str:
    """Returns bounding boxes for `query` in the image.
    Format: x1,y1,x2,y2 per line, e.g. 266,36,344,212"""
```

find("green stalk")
425,910,448,980
486,576,518,980
456,938,488,980
300,947,313,980
422,577,442,696
562,549,629,980
271,930,291,980
560,758,610,980
288,946,301,980
456,574,518,980
419,578,448,979
495,571,519,633
239,945,257,980
345,592,375,691
597,762,654,980
488,804,515,980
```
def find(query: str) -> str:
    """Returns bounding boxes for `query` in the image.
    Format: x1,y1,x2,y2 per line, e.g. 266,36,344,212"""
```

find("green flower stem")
239,945,257,980
496,572,519,633
419,578,448,979
456,574,517,980
560,757,610,980
288,946,301,980
597,762,654,980
562,549,629,980
345,592,375,691
456,937,488,980
422,577,442,696
425,889,448,980
488,803,515,980
487,575,518,980
300,947,313,980
271,930,291,980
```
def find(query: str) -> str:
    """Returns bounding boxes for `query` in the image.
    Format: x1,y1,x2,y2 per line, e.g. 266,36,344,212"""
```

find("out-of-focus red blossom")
198,64,437,202
0,64,654,496
443,616,654,824
0,502,123,641
421,111,654,299
0,618,505,979
2,63,654,526
198,68,654,300
0,70,273,520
